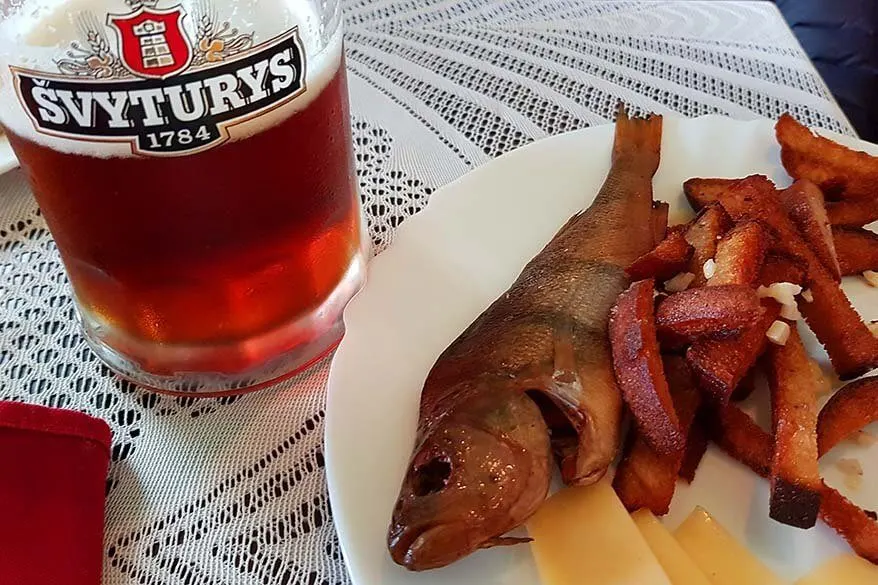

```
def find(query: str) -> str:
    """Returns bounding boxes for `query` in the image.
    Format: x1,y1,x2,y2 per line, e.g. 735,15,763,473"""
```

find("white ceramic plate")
325,115,878,585
0,133,18,175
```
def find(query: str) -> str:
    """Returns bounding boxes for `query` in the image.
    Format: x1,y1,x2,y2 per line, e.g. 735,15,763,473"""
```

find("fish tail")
612,103,663,175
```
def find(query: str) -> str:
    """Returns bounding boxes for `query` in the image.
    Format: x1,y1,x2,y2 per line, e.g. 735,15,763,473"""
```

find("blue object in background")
775,0,878,141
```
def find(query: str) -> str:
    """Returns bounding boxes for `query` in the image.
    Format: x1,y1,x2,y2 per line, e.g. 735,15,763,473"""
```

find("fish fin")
613,103,663,175
552,321,578,386
479,536,533,549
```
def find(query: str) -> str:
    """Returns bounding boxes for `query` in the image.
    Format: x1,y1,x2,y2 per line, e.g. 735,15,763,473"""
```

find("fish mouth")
387,453,462,570
388,522,472,571
387,390,553,571
388,454,471,570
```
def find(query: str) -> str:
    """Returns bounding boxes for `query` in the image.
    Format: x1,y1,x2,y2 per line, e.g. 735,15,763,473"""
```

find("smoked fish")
388,107,663,571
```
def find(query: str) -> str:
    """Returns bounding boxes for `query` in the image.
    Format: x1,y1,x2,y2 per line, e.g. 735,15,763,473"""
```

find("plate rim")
325,113,875,584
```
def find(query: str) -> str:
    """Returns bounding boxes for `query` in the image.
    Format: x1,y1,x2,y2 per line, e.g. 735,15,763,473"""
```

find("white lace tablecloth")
0,1,856,583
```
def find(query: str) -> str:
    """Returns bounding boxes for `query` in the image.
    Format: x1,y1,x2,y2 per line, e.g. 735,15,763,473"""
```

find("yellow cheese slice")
795,554,878,585
631,509,713,585
673,507,785,585
526,480,672,585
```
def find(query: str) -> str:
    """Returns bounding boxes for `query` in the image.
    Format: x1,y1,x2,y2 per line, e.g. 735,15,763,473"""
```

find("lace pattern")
0,1,854,583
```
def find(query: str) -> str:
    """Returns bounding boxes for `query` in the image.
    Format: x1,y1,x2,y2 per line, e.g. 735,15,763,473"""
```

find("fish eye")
412,456,452,496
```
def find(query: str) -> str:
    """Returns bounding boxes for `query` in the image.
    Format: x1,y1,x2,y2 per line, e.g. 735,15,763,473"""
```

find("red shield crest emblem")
108,6,192,79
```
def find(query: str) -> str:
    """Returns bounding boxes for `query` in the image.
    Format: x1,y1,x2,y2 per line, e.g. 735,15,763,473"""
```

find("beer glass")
0,0,368,395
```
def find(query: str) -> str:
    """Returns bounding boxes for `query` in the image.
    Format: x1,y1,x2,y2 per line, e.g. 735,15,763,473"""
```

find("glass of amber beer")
0,0,368,394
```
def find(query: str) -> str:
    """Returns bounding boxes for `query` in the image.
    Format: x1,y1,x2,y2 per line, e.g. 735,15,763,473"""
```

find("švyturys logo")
108,5,193,79
10,1,307,156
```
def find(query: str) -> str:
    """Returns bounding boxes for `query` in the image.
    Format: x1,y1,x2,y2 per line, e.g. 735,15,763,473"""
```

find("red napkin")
0,401,112,585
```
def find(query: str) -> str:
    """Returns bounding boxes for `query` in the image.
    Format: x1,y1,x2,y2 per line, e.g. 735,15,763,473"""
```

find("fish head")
387,389,551,571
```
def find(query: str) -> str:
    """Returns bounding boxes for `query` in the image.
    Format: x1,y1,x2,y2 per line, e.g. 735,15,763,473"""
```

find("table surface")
0,1,857,584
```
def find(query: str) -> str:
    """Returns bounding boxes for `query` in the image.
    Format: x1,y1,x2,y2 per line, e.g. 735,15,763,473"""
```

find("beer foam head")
0,0,342,157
